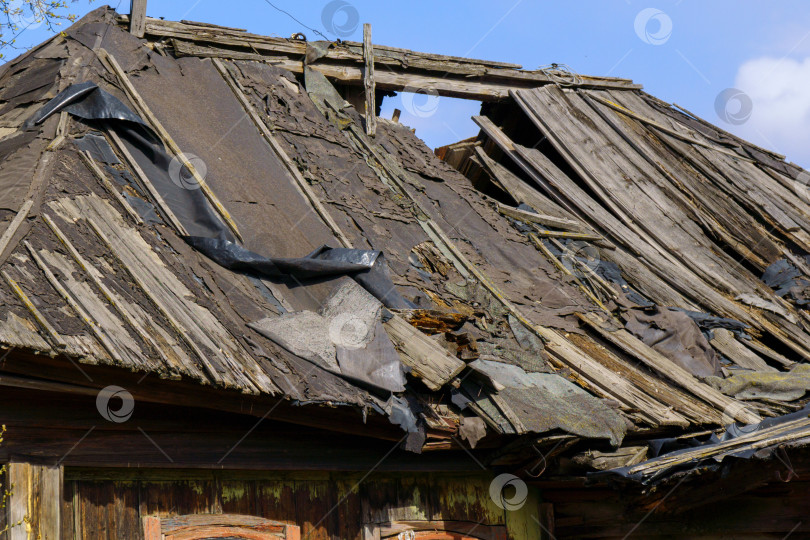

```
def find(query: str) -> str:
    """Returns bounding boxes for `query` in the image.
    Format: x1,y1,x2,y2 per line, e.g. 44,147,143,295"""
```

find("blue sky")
4,1,810,167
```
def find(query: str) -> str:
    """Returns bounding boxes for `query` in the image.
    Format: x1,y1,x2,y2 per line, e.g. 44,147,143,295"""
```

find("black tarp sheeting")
762,259,810,306
32,82,413,309
26,80,149,130
74,132,120,164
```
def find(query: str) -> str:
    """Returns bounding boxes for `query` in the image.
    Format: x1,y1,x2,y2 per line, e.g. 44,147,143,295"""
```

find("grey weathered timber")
128,0,147,37
6,462,62,540
363,23,376,136
382,314,465,391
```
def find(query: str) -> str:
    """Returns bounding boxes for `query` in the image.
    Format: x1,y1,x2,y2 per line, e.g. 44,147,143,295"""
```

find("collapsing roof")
2,6,810,485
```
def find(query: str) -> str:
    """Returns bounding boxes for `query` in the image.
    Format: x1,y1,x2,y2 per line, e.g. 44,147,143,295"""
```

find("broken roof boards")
1,7,810,508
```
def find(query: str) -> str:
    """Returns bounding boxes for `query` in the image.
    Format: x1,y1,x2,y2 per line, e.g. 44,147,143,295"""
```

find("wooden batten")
78,151,143,226
0,200,34,264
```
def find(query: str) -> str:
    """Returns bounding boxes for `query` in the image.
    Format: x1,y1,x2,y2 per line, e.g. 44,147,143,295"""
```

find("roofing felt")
2,6,810,481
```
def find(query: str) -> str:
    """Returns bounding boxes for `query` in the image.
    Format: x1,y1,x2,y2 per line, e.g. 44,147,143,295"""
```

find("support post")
363,23,377,136
6,462,62,540
129,0,147,38
539,502,555,540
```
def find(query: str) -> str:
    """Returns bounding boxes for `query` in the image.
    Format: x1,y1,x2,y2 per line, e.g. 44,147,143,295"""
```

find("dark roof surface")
2,7,810,478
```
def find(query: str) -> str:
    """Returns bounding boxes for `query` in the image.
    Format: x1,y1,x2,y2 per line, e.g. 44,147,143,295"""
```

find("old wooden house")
2,4,810,539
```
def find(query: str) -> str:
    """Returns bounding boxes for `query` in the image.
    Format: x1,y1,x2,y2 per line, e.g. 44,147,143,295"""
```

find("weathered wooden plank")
129,0,147,37
585,92,752,161
710,328,775,372
608,90,807,245
630,417,810,477
6,462,62,540
363,24,376,137
610,94,810,250
1,269,66,352
0,311,50,352
507,90,783,331
136,17,523,69
578,312,760,424
52,193,273,392
78,150,143,226
142,516,161,539
547,237,617,302
518,87,755,296
473,114,697,311
382,314,465,391
333,477,363,540
105,129,188,235
278,57,529,101
24,240,131,367
581,90,776,270
602,90,810,357
671,100,787,159
530,228,603,241
564,331,714,426
45,112,70,151
0,200,34,262
171,39,291,63
744,339,795,368
614,90,810,244
529,234,608,310
148,513,300,538
429,476,504,524
42,213,182,373
472,119,595,232
294,481,335,540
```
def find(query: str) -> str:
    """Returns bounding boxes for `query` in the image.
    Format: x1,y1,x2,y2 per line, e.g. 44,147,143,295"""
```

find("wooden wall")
56,469,542,539
0,384,542,538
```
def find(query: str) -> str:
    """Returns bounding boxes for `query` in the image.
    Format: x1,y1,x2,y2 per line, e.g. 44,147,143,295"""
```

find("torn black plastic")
26,80,151,131
762,258,810,306
73,133,120,164
186,239,413,309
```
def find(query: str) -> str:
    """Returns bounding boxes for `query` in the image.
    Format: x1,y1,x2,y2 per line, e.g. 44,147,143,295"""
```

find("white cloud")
729,56,810,167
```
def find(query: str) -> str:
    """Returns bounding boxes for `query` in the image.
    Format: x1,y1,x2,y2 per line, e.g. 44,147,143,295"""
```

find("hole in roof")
379,92,482,151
